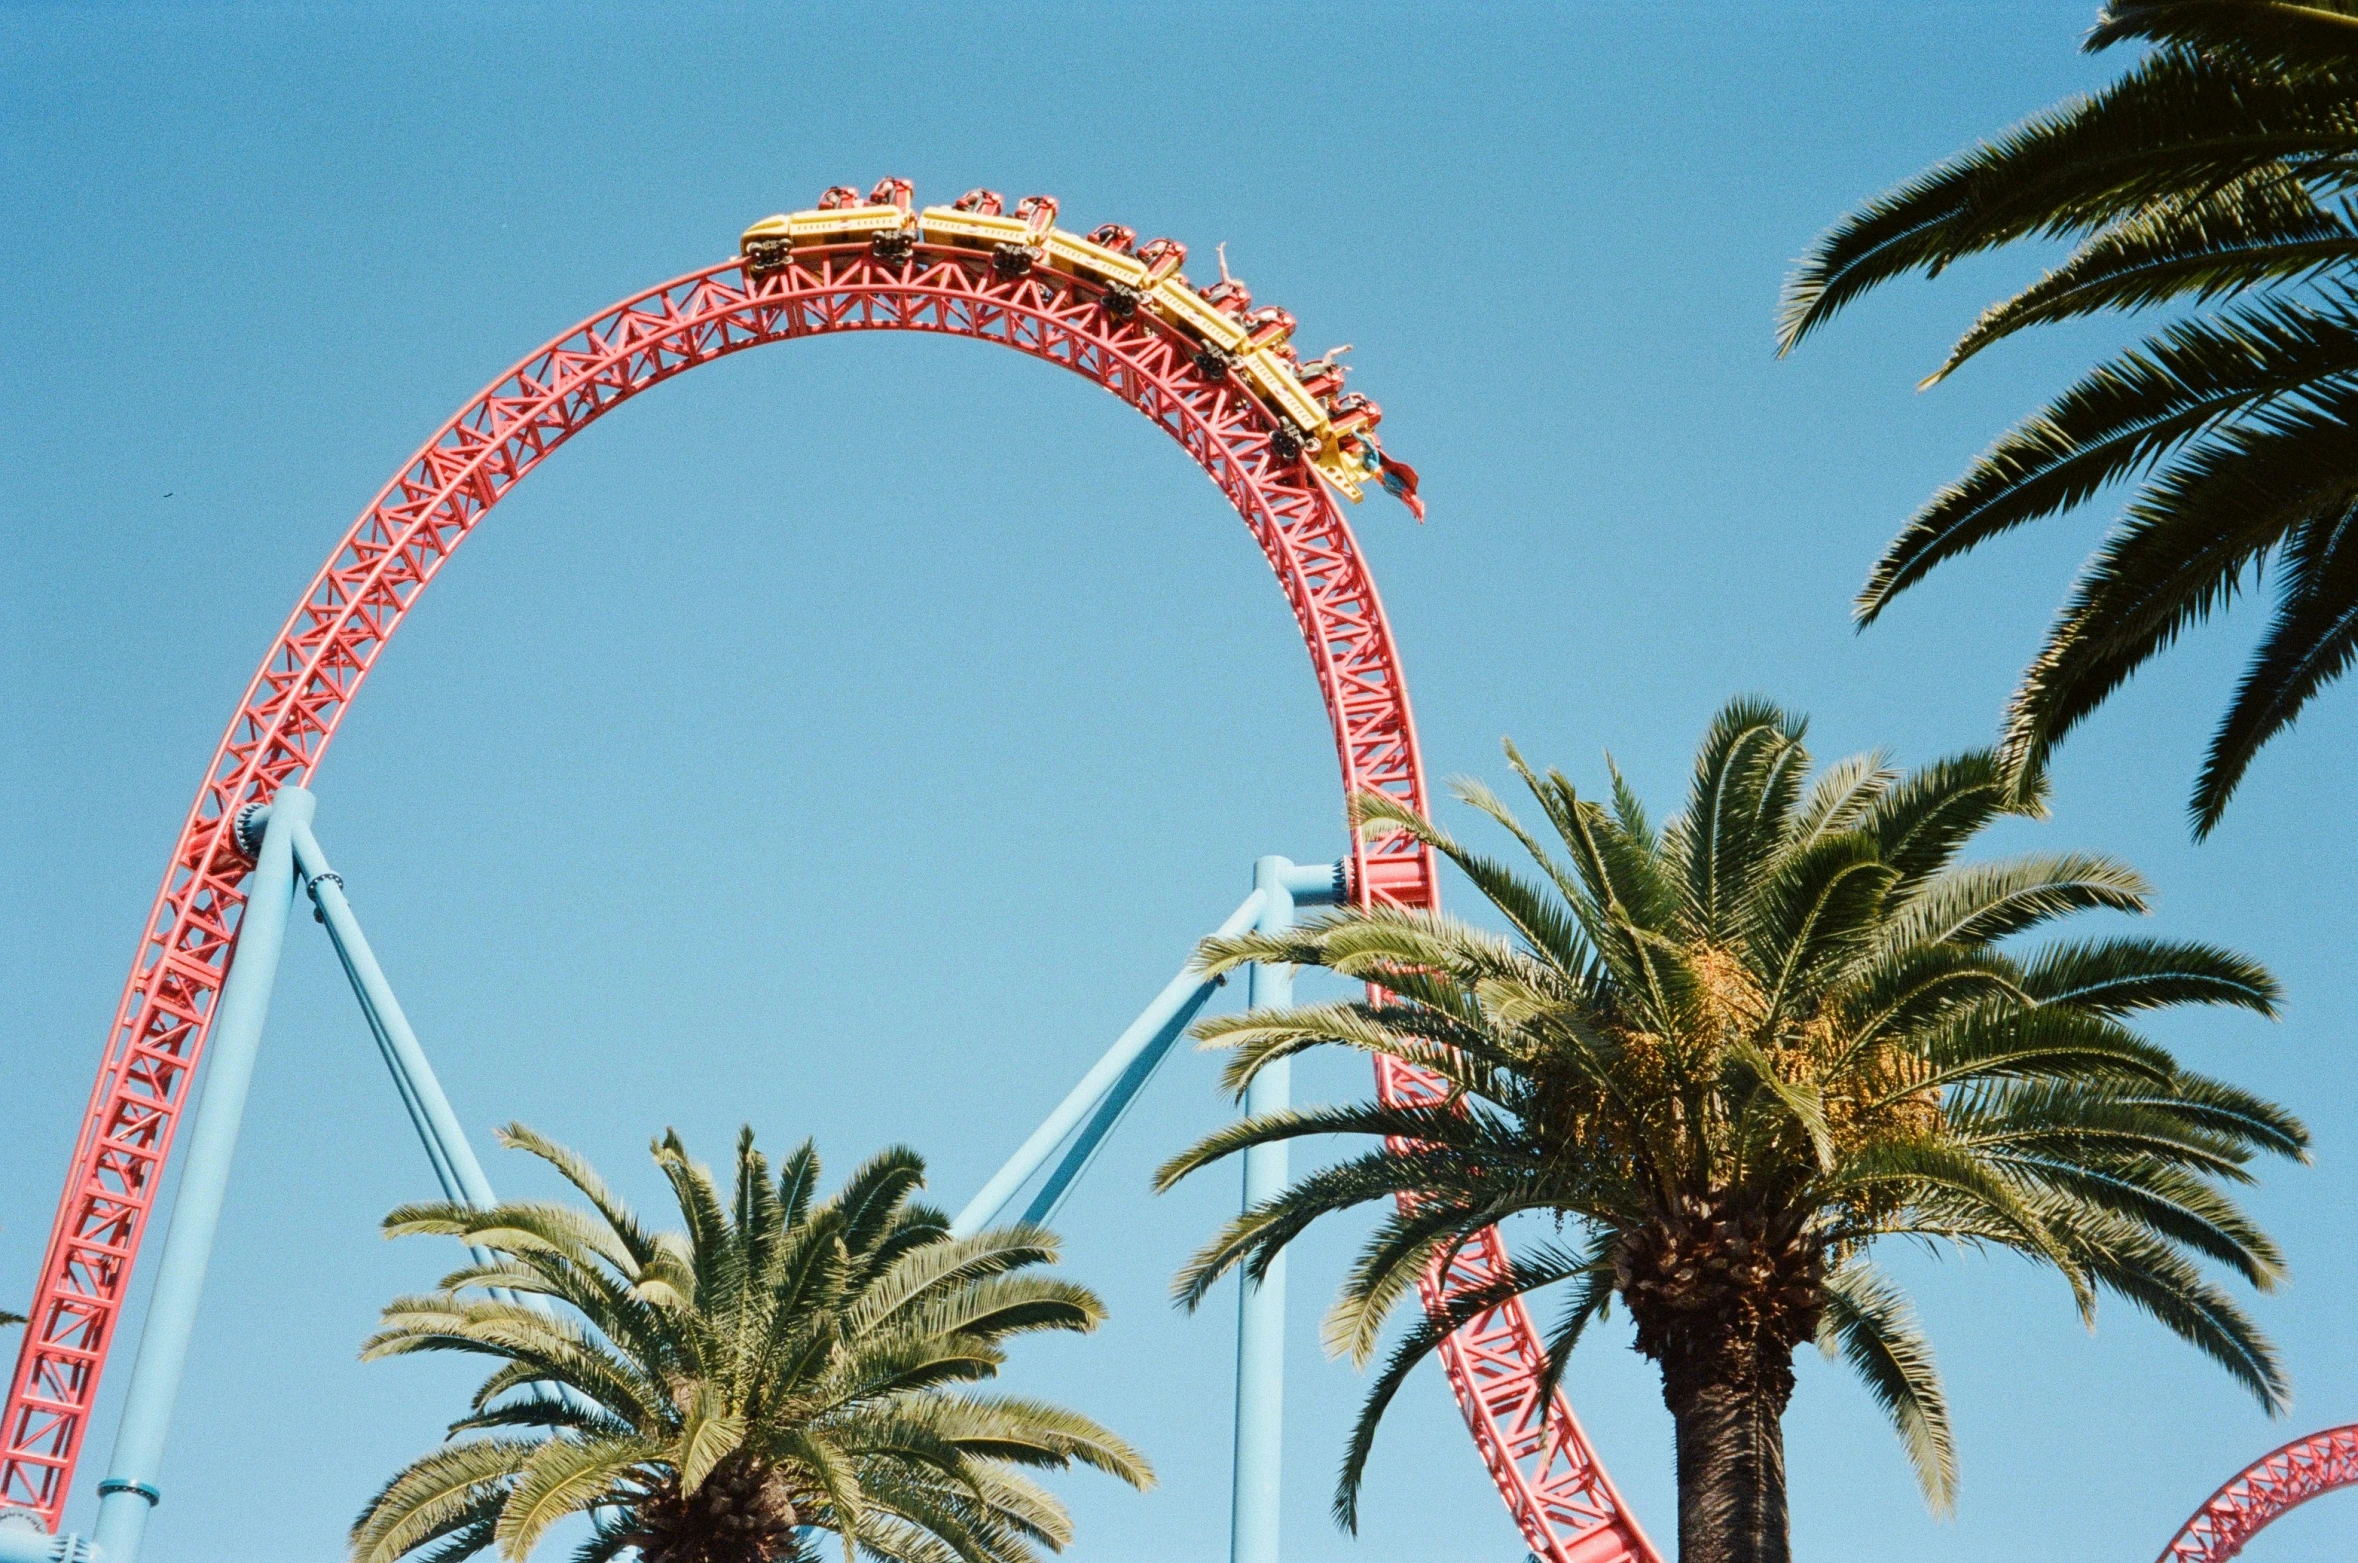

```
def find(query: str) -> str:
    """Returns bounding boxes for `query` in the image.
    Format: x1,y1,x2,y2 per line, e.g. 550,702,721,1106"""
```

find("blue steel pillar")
90,787,314,1563
1231,854,1297,1563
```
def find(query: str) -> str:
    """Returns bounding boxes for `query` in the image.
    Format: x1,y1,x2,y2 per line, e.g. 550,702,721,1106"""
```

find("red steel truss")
2156,1426,2358,1563
1,236,1662,1561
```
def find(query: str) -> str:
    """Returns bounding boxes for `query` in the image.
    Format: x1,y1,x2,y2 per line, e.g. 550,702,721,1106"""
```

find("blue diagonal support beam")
287,819,498,1215
952,889,1267,1239
1020,977,1219,1231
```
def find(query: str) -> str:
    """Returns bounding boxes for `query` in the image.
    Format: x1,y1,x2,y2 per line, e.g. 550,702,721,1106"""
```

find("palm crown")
1157,699,2303,1563
1779,0,2358,832
351,1125,1149,1563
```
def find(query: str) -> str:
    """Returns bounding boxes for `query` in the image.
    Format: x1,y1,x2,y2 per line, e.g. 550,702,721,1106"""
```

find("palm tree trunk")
1664,1360,1793,1563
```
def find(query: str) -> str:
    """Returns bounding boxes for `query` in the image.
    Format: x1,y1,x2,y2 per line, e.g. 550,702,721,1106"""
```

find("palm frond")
1779,44,2358,349
1929,168,2357,380
1749,834,1896,1019
1669,697,1810,941
1867,295,2358,629
2132,1070,2313,1159
1789,4,2358,820
1997,380,2358,816
1818,1263,1955,1513
2091,1,2358,64
2054,1204,2291,1411
351,1438,535,1563
2197,489,2358,825
1860,750,2025,887
2018,936,2281,1014
493,1124,661,1272
493,1437,657,1560
1880,853,2150,949
1331,1266,1536,1534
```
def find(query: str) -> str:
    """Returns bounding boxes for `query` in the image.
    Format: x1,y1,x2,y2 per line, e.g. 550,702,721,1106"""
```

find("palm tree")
1778,1,2358,834
1156,698,2304,1563
352,1125,1151,1563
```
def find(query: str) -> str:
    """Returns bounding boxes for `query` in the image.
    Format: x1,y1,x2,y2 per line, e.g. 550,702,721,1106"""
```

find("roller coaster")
0,179,2345,1563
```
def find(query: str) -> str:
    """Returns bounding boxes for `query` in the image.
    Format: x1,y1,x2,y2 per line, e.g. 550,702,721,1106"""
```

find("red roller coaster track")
2155,1426,2358,1563
0,224,1660,1561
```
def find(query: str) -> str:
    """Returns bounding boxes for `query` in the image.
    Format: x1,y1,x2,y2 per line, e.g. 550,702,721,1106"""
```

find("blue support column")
90,788,314,1563
1231,854,1298,1563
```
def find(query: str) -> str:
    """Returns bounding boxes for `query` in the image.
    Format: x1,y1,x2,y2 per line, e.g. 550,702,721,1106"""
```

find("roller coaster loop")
0,186,1657,1563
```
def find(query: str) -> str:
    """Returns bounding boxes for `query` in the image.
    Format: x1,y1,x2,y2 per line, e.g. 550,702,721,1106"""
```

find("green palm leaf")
2017,936,2280,1013
1779,44,2358,348
1928,171,2357,380
1878,852,2149,949
494,1437,657,1559
1817,1263,1954,1513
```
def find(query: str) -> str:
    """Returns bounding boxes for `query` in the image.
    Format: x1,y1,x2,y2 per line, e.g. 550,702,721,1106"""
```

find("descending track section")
2157,1427,2358,1563
2,179,1656,1563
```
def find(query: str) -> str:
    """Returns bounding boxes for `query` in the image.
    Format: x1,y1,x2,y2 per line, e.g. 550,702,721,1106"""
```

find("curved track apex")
2,217,1652,1563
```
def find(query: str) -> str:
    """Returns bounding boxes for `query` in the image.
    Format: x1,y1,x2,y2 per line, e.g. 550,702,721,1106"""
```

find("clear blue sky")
4,5,2353,1561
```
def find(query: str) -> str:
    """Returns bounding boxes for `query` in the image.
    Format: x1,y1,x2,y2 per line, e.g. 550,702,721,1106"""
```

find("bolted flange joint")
306,871,344,923
233,801,269,859
0,1506,99,1563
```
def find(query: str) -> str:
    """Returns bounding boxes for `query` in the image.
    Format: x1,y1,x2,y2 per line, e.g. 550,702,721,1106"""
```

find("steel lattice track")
0,242,1659,1562
2154,1426,2358,1563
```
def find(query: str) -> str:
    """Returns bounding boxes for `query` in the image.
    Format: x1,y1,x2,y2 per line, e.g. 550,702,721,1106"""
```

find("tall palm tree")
352,1125,1150,1563
1779,1,2358,834
1157,699,2304,1563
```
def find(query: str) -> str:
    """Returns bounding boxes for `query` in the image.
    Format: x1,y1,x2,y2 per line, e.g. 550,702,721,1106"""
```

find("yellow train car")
918,205,1037,252
740,204,913,253
1238,348,1327,434
1149,277,1249,355
1042,228,1148,289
